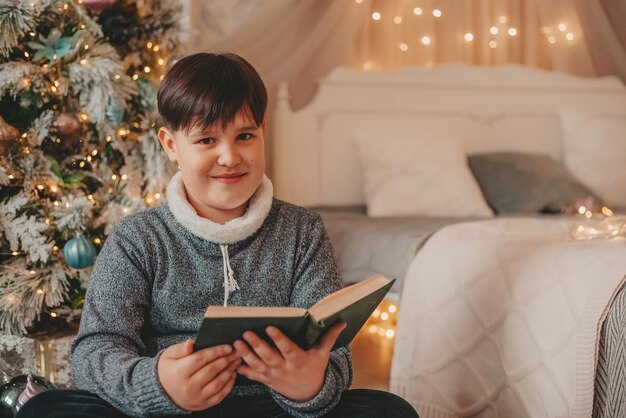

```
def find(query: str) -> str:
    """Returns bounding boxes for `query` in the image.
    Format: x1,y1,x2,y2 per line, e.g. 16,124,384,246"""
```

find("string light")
93,238,101,244
146,41,153,49
432,9,442,18
8,174,14,180
393,16,402,24
363,60,373,70
508,28,518,36
566,32,574,41
155,193,161,199
37,289,44,294
489,40,498,48
398,42,408,51
355,0,364,3
114,74,121,79
413,7,422,15
121,174,128,180
143,66,151,73
464,33,474,42
498,15,508,24
153,45,160,52
79,113,88,121
36,184,44,190
132,74,139,80
490,26,499,35
372,11,381,21
558,23,567,32
548,36,557,44
111,174,118,180
24,51,29,58
50,312,57,318
12,251,19,256
421,36,431,45
84,44,89,50
50,185,58,192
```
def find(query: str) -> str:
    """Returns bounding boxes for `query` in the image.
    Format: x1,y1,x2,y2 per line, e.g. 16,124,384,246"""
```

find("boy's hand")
157,339,241,411
234,322,347,402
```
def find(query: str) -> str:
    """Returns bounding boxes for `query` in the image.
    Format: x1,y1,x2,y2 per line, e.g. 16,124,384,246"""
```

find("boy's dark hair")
157,52,267,133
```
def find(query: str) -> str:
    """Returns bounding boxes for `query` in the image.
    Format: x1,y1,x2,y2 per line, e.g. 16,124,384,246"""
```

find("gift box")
0,328,77,388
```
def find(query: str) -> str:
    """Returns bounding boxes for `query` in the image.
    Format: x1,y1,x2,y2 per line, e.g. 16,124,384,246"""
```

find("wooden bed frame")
272,64,626,207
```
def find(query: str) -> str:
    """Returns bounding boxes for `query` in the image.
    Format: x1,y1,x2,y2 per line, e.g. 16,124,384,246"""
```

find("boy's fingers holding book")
161,339,194,360
201,372,237,407
315,321,347,353
189,354,240,384
234,339,270,372
183,344,235,374
267,326,301,360
242,330,284,368
200,360,241,398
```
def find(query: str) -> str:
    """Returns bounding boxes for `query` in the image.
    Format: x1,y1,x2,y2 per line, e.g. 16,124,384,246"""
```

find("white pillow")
353,136,493,218
561,111,626,208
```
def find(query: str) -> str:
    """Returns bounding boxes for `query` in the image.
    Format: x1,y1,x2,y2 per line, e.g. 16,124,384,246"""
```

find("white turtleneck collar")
165,171,274,245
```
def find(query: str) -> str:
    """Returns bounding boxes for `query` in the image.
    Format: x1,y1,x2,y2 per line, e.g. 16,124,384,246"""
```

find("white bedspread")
390,218,626,418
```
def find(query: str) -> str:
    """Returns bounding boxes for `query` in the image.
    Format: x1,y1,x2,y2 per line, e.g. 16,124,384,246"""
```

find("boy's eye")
237,133,252,141
198,137,215,145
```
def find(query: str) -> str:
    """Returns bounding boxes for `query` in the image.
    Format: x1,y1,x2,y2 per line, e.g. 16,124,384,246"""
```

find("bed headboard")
272,64,626,207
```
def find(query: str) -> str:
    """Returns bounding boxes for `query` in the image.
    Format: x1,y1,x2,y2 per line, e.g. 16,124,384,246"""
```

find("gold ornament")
54,112,81,139
0,115,19,154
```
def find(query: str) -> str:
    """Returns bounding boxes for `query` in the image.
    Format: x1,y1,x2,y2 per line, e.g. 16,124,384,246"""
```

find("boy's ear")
157,127,178,163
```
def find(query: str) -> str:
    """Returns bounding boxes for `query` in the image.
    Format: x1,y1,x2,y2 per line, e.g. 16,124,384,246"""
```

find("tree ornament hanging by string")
82,0,116,14
63,234,97,269
0,373,55,417
0,115,19,154
54,112,81,140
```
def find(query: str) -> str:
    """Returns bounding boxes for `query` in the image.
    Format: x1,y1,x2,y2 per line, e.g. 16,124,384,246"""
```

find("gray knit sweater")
70,174,352,417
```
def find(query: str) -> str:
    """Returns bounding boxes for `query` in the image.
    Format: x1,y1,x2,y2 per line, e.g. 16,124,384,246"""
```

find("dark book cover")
193,278,395,352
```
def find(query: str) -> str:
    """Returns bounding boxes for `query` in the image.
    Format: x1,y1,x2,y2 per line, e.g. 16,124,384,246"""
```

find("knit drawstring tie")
220,244,239,307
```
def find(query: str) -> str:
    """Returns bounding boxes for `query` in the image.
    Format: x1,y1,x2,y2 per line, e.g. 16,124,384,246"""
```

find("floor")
350,329,394,391
349,299,398,391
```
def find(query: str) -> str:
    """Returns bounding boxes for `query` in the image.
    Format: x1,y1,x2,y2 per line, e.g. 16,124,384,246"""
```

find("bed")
272,64,626,417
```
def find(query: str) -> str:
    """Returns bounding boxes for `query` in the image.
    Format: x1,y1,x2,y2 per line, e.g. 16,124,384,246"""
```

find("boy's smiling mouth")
212,172,246,184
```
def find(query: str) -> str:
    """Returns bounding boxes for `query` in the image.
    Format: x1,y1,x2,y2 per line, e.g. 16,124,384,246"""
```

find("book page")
205,306,306,318
308,275,391,322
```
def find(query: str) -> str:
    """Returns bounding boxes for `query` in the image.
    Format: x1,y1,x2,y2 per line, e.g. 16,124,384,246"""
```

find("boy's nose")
217,144,242,167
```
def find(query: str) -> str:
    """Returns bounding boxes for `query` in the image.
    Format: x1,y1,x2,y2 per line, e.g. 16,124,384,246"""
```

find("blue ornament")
106,97,125,126
63,234,97,269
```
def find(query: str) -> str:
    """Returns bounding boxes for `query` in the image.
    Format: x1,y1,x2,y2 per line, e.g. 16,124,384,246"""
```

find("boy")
25,53,418,417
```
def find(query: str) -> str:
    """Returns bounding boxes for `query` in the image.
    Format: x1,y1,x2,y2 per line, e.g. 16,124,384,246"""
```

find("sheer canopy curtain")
184,0,626,171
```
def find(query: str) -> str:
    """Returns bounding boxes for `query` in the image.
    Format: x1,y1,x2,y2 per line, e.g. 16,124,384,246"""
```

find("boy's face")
158,111,266,223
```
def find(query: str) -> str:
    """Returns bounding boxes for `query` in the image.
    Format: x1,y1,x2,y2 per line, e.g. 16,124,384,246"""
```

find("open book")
193,275,394,352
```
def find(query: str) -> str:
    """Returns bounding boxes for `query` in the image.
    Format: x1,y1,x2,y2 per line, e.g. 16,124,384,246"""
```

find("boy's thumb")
162,339,194,359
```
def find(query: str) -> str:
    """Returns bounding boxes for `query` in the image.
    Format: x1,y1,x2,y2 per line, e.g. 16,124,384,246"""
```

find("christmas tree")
0,0,180,336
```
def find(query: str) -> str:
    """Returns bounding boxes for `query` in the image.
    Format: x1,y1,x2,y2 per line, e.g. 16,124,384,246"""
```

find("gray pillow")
468,152,602,214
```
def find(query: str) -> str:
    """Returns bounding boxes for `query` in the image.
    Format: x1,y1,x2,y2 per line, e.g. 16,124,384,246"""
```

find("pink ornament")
82,0,116,14
16,374,46,409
